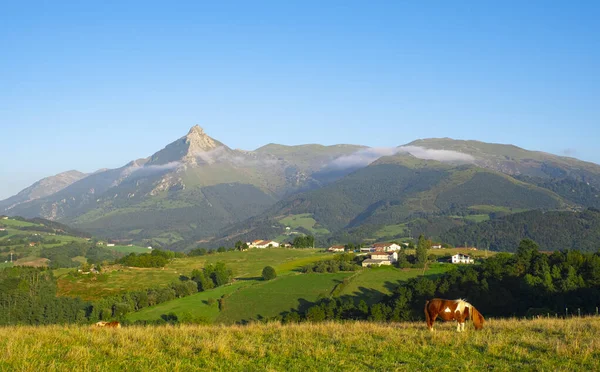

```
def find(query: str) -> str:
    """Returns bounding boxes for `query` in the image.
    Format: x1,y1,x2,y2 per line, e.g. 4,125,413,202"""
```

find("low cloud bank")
397,146,475,163
325,146,474,170
122,161,182,178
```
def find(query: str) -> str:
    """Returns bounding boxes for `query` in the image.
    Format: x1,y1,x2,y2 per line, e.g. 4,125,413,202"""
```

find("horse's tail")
424,300,431,328
471,306,485,330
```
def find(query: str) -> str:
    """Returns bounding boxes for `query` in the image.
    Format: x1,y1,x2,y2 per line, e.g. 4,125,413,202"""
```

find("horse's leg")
455,311,467,332
429,313,438,332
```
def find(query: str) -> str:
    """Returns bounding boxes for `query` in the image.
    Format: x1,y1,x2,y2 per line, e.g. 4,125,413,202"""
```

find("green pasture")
216,272,352,324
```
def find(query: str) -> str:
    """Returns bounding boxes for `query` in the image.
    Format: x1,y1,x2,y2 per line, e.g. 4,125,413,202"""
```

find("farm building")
370,242,402,252
328,245,345,253
247,240,280,248
451,254,474,264
362,251,398,267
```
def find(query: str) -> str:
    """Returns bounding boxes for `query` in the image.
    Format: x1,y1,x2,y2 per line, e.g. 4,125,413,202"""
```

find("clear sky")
1,1,599,199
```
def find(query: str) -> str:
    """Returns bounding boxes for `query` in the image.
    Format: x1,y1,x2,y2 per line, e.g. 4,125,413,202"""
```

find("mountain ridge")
2,125,600,248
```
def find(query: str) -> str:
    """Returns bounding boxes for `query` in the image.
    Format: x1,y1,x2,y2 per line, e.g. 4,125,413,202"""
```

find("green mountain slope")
441,208,600,252
211,154,572,247
406,138,600,187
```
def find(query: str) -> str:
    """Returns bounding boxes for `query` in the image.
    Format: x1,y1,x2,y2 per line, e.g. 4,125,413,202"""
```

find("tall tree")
416,234,430,267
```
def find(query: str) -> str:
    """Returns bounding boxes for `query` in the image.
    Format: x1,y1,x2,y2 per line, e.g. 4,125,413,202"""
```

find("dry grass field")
1,317,598,371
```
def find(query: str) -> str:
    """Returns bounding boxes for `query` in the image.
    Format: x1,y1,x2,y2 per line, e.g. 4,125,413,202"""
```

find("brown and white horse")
425,298,485,331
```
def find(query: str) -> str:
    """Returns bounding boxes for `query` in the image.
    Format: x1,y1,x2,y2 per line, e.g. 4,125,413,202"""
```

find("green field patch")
278,214,330,235
337,264,453,304
0,218,39,228
449,214,490,223
463,214,490,223
374,223,408,238
107,245,151,254
217,272,352,324
126,281,253,323
0,262,14,269
71,256,87,264
468,205,529,214
274,254,332,273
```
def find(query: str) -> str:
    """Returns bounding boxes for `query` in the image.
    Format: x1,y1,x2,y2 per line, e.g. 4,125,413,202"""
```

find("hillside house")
451,254,474,264
328,245,345,253
371,242,401,252
362,251,398,267
106,243,115,247
360,246,374,253
247,240,280,248
431,244,442,249
0,228,6,231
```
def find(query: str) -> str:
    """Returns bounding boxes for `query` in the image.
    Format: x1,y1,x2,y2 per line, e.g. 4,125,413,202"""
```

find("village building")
247,240,280,249
362,251,398,267
370,242,402,252
451,254,474,264
431,244,442,249
106,243,115,247
328,245,345,253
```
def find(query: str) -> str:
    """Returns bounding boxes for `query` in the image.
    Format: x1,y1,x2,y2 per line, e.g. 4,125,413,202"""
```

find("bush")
262,266,277,280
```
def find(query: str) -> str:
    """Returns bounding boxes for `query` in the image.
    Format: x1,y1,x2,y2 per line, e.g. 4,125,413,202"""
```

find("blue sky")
1,1,599,199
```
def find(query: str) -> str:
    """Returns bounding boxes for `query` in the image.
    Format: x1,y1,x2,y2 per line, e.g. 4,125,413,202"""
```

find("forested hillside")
441,208,600,252
212,158,571,247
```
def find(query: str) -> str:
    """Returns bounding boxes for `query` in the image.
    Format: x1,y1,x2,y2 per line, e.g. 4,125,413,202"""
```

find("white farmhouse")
328,245,345,253
451,254,474,264
362,251,398,267
247,240,280,248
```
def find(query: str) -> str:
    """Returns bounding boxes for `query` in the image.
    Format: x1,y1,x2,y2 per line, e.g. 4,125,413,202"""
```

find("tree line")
272,239,600,323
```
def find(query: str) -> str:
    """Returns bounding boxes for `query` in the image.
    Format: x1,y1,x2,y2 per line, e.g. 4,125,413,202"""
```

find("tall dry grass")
0,317,598,371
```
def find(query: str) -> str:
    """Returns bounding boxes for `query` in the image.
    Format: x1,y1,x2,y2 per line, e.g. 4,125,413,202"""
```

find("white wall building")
451,254,474,264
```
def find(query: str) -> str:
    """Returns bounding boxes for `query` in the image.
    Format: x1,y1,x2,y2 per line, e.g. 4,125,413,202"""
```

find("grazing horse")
425,298,485,331
93,321,121,328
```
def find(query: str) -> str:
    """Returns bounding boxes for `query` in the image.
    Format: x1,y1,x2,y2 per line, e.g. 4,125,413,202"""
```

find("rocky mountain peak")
185,125,217,152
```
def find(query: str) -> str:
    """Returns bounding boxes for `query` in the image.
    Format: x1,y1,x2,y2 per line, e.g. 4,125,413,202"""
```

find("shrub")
262,266,277,280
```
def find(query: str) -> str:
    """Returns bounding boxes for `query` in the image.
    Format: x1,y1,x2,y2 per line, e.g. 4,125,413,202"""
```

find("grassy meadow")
1,318,598,371
337,264,452,304
57,248,331,299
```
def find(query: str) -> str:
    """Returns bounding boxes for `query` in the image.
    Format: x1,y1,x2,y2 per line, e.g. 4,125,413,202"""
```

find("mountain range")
3,125,600,250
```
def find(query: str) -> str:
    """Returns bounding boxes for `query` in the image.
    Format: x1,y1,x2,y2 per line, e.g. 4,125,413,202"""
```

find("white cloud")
122,161,182,177
396,145,475,163
325,146,474,170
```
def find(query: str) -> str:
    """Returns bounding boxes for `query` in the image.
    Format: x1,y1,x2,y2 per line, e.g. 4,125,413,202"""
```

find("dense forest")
281,239,600,323
441,208,600,252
